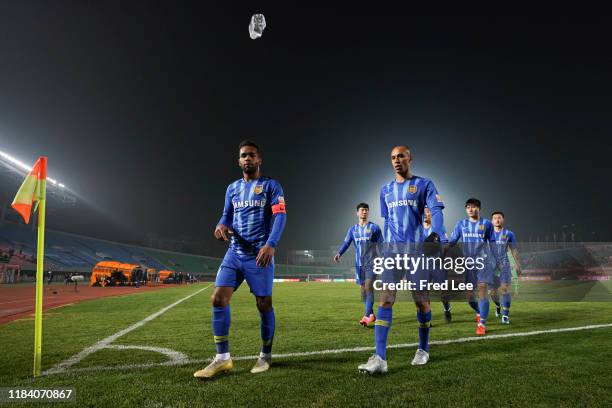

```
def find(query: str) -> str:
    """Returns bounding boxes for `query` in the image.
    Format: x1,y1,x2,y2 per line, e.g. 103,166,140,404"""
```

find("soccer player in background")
358,145,446,374
489,211,522,324
448,198,498,335
333,203,382,326
193,140,287,379
423,207,452,323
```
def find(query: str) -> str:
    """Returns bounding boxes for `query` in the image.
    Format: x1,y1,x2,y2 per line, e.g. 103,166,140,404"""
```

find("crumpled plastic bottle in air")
249,14,266,39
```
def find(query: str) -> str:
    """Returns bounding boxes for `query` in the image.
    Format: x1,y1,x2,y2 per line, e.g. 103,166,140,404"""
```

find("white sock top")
216,352,230,361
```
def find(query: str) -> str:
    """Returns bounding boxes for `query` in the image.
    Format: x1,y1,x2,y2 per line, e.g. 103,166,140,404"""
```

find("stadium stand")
0,222,357,282
3,221,609,283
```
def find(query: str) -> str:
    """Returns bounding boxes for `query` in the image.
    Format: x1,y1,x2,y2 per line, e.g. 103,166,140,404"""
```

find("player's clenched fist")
333,253,341,263
214,224,231,241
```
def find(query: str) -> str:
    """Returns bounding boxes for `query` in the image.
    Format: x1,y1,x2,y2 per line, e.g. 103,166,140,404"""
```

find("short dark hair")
491,211,505,218
238,140,261,154
392,145,412,159
356,203,369,210
465,198,481,208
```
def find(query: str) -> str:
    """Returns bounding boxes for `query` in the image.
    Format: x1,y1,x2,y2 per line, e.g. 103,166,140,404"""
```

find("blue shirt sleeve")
218,184,233,227
338,227,354,255
485,220,499,263
373,224,383,243
265,180,286,248
424,180,446,239
484,220,494,242
449,221,462,245
269,180,286,208
424,180,445,210
507,231,517,249
380,187,388,219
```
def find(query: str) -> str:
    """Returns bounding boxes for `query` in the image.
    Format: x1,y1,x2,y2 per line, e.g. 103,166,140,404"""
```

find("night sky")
1,5,611,255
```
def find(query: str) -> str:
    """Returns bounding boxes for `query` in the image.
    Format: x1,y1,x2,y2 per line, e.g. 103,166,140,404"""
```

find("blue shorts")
430,267,448,285
464,257,496,286
355,265,375,285
215,250,274,297
491,263,513,288
377,253,431,289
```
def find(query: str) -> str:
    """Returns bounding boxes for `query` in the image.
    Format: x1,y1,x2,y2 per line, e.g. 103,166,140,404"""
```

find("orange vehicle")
90,261,146,287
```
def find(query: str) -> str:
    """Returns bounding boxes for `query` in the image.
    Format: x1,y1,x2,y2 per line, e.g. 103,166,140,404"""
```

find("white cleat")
358,354,388,374
411,349,429,366
250,355,271,374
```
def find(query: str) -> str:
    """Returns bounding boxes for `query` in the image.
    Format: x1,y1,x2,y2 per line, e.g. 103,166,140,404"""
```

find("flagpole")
33,158,47,377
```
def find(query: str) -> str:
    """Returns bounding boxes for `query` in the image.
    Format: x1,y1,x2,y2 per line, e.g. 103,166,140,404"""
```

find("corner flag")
11,156,47,377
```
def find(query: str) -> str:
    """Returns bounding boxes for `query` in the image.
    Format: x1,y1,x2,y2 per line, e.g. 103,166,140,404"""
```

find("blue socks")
212,305,231,354
214,306,275,356
416,310,432,352
502,293,511,317
468,298,480,314
491,292,501,308
478,298,490,325
365,291,374,316
375,306,393,360
375,307,432,358
260,309,275,354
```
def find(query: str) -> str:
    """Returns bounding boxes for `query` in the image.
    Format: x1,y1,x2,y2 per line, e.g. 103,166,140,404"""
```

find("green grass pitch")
1,282,612,407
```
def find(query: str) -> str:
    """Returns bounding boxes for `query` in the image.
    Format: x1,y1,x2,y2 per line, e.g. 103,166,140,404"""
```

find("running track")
0,283,176,324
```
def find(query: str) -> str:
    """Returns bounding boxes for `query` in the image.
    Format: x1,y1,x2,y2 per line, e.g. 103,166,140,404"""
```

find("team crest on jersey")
479,224,485,230
365,229,371,234
253,185,264,195
408,185,417,194
502,234,507,240
436,194,444,202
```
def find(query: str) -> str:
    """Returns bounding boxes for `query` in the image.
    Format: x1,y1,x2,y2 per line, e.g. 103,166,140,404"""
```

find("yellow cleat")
193,357,233,379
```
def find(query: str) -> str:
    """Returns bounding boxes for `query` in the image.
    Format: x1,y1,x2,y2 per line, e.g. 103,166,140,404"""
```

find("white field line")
42,322,612,376
104,344,189,365
41,284,212,375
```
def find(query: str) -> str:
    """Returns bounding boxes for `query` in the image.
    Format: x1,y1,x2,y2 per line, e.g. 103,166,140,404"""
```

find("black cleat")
444,310,452,323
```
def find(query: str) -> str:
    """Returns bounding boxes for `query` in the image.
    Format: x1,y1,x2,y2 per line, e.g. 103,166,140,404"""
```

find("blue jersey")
450,218,495,259
379,176,445,243
337,222,382,267
492,228,516,265
423,224,432,238
218,176,286,257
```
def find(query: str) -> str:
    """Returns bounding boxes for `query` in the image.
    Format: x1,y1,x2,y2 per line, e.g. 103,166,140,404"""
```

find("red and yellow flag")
11,157,47,224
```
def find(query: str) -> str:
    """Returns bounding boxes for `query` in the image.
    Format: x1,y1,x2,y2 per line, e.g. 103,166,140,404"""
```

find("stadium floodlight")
0,149,66,188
